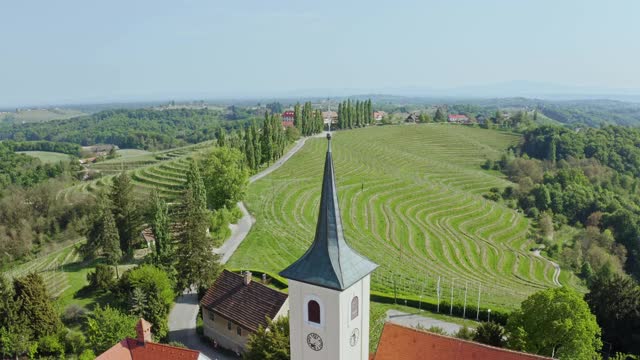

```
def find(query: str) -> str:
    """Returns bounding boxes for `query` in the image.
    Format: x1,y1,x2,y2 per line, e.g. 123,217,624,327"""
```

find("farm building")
371,322,552,360
374,111,386,121
448,114,470,123
200,270,289,354
96,318,209,360
405,113,419,122
322,110,338,125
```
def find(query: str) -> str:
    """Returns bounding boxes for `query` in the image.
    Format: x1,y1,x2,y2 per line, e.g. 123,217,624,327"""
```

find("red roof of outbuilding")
373,323,551,360
96,339,200,360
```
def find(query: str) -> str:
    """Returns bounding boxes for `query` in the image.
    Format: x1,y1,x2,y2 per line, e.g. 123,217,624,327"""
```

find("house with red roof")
371,322,552,360
200,270,289,355
96,318,209,360
448,114,471,124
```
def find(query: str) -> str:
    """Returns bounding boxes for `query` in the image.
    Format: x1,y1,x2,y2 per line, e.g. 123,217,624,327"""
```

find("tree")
202,147,249,210
434,108,447,122
86,305,136,354
87,264,116,290
175,161,220,292
506,287,602,359
150,190,171,266
0,276,35,359
117,265,175,340
102,209,122,278
110,171,139,256
473,322,505,347
261,112,273,164
12,273,62,339
586,273,640,356
244,315,290,360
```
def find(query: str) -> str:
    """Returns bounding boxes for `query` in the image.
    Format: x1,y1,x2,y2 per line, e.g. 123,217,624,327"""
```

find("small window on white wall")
308,300,321,323
304,295,324,326
351,296,359,320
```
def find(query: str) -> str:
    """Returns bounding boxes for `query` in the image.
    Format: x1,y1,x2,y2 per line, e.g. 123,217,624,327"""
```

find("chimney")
243,271,252,285
136,318,153,343
262,273,267,283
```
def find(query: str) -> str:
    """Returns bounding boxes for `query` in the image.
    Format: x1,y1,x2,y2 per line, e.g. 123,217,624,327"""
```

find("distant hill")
0,108,85,123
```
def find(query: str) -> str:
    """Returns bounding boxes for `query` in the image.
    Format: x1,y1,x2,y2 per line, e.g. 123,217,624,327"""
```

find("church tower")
280,133,378,360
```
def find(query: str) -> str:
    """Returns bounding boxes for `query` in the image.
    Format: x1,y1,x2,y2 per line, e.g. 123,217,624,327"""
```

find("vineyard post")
450,278,455,316
463,281,468,319
393,273,397,304
436,276,441,313
476,283,481,321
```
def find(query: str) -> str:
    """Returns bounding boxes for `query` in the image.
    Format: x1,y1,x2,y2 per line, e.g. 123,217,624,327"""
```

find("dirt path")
532,249,562,286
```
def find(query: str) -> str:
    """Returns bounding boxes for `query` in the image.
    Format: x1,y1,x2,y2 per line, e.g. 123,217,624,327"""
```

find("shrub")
62,304,87,325
64,330,86,355
455,325,475,340
87,264,116,290
473,321,505,347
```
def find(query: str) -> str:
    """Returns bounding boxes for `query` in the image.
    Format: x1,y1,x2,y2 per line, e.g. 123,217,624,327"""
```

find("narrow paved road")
386,309,472,335
168,133,321,358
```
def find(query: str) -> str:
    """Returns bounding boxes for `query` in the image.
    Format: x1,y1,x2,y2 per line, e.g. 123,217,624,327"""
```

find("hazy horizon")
2,0,640,107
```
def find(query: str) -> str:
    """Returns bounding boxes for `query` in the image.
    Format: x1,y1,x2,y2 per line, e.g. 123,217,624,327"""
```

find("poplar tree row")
337,99,373,129
227,112,287,172
293,102,323,136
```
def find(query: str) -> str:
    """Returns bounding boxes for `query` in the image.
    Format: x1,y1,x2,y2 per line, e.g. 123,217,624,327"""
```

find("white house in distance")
280,133,378,360
200,270,289,354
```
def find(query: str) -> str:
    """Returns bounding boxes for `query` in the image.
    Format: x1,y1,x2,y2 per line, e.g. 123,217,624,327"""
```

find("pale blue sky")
1,0,639,106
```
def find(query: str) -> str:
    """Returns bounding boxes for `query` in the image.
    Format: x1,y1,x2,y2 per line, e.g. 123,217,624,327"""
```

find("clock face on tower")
307,332,323,351
350,328,360,347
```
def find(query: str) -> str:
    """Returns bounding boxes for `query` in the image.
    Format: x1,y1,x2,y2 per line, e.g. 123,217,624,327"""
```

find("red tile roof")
200,270,289,332
448,114,469,120
96,339,200,360
373,323,552,360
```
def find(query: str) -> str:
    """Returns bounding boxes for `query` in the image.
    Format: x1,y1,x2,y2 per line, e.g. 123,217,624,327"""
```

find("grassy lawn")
228,124,576,310
18,151,72,163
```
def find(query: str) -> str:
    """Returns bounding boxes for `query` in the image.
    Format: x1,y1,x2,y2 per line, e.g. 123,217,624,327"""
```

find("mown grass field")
18,151,72,163
228,124,578,310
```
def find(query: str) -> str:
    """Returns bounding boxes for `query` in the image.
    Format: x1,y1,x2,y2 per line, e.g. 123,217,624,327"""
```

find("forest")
0,108,252,150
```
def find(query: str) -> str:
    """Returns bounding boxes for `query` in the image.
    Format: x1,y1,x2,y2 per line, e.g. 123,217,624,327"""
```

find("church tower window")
308,300,321,324
351,296,359,320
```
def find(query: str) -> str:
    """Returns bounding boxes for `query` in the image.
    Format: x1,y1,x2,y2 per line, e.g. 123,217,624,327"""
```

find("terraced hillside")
3,244,82,300
59,142,212,201
228,125,575,310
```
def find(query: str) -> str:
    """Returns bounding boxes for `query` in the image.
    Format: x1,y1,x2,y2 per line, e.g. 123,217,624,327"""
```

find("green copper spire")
280,133,378,291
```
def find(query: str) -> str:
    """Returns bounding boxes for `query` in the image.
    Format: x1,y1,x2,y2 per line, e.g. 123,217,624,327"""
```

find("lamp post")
487,309,492,322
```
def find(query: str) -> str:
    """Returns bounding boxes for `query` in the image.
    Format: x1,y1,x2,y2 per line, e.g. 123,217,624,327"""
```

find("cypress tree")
102,209,122,278
346,99,352,128
337,102,343,129
293,103,301,129
261,113,273,164
150,190,171,266
110,171,138,257
251,122,261,168
244,129,255,170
